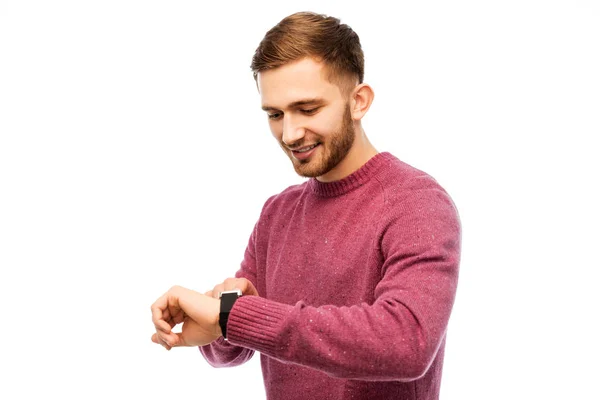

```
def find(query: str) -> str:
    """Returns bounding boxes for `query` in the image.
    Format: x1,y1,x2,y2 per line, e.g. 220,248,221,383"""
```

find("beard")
281,103,355,179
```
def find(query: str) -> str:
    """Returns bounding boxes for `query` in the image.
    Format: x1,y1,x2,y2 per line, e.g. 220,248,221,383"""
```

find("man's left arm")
220,184,461,381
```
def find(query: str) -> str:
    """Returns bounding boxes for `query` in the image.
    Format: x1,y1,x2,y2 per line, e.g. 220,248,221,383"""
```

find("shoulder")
379,154,439,189
378,154,459,218
257,181,308,222
377,154,461,256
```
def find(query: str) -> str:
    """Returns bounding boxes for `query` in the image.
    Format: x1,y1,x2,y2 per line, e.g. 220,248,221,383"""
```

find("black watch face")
220,292,240,311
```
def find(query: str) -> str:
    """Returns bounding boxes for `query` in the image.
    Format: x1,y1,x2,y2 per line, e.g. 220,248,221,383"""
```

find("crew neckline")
308,152,395,197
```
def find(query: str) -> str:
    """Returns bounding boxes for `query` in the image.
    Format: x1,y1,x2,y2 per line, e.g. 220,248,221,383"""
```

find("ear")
350,83,374,121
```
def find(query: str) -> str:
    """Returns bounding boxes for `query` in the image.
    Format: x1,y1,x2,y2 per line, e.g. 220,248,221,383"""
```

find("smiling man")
151,11,461,400
259,56,376,182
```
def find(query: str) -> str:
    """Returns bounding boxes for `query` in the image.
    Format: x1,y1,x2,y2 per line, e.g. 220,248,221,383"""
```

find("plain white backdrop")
1,1,599,398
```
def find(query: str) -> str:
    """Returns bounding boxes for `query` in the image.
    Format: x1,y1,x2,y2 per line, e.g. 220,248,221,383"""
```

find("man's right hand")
205,277,259,299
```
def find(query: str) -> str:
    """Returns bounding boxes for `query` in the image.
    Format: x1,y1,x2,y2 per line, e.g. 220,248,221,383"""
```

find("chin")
295,167,325,178
291,155,330,178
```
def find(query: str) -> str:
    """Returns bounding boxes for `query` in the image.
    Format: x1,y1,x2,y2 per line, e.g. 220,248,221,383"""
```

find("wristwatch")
218,289,242,340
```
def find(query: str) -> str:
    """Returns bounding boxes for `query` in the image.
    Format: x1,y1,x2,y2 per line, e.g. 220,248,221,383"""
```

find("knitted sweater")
200,152,461,400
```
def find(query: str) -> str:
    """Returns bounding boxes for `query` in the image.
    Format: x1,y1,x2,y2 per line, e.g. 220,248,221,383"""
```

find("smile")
290,143,320,161
293,143,319,153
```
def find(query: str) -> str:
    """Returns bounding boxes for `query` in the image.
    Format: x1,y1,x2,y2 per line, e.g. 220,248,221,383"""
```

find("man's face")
257,57,355,180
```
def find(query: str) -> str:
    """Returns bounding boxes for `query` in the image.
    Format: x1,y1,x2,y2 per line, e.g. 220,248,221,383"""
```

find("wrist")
213,298,223,339
218,289,242,340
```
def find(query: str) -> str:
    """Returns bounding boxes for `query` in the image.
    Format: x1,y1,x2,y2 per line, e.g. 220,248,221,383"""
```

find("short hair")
251,12,365,92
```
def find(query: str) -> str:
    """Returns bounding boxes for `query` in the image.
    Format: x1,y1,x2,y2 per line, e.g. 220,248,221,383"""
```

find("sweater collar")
308,152,395,197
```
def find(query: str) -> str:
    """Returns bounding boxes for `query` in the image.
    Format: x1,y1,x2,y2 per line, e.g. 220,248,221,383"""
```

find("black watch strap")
219,289,242,340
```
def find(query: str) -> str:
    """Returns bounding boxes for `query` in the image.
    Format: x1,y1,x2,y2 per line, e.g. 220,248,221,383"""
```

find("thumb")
169,332,187,347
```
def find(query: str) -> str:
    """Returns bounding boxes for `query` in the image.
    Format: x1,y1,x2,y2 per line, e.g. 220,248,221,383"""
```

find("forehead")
258,57,342,109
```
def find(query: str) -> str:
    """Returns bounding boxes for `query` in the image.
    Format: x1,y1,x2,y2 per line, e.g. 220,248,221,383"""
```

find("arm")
224,185,461,381
150,228,259,365
198,223,260,367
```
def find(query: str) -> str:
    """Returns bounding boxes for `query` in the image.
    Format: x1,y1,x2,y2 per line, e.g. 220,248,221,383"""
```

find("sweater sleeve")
198,223,259,367
224,182,461,381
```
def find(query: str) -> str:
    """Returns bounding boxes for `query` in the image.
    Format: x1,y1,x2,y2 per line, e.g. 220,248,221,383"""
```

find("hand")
150,285,221,350
205,277,259,299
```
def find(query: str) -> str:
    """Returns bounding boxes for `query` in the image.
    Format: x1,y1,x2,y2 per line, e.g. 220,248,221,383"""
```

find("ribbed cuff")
225,295,293,354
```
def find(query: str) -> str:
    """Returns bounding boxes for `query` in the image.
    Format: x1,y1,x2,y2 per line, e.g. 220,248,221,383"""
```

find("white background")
1,1,599,398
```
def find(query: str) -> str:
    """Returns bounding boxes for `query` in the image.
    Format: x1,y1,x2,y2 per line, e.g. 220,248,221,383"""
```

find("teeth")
296,144,318,153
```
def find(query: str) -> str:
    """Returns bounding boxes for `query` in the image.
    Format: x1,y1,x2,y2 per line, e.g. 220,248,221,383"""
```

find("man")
151,11,461,400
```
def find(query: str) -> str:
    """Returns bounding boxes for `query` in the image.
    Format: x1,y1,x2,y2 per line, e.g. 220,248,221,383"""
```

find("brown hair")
251,12,364,92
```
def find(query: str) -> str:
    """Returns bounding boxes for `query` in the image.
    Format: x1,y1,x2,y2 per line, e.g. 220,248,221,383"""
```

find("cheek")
309,113,340,137
269,121,283,140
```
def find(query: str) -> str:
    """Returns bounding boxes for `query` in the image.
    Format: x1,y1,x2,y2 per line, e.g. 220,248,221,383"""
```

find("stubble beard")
282,104,355,179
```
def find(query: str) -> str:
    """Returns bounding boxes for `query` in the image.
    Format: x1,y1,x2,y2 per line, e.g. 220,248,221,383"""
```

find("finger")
158,290,186,327
239,278,259,296
204,290,213,298
167,303,185,326
212,284,225,298
223,277,239,291
237,278,250,293
151,333,173,350
162,306,184,327
168,332,186,348
224,277,257,296
151,297,173,333
164,293,183,324
155,330,177,349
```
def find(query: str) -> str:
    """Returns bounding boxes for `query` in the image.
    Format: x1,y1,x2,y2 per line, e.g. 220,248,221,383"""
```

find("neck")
317,129,377,183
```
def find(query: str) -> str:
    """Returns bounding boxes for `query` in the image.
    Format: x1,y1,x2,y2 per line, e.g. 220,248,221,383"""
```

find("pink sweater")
200,152,461,399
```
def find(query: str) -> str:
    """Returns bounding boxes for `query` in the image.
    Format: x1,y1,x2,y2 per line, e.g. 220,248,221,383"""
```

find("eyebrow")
261,98,325,111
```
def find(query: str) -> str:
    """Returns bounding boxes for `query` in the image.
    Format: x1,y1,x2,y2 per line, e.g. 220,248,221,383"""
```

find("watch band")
219,289,242,340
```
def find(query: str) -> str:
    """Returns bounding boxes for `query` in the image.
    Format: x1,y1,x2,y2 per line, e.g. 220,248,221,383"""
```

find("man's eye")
301,108,319,115
268,113,282,120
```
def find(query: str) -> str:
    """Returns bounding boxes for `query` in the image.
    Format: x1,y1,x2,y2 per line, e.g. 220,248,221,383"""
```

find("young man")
151,11,461,400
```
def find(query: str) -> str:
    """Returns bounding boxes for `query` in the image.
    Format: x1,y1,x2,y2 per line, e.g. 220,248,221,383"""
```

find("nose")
282,115,305,146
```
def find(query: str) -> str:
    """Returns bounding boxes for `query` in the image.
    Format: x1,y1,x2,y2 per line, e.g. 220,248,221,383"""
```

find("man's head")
251,12,364,95
251,12,375,182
